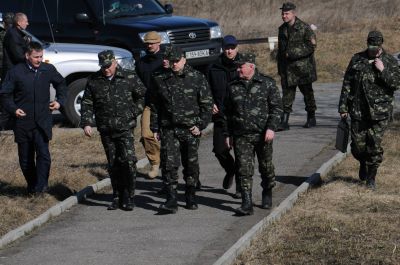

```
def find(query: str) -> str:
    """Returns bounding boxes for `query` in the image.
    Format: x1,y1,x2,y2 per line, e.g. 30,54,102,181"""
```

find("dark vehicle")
0,0,223,65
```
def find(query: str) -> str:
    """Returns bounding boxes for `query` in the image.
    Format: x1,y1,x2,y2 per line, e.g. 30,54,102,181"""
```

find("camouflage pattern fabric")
224,71,282,192
160,127,200,188
281,82,316,113
233,134,275,191
149,64,213,132
149,64,212,188
277,17,317,87
224,71,283,136
339,50,400,121
339,49,400,168
81,66,145,198
81,66,145,131
350,119,388,168
101,130,137,197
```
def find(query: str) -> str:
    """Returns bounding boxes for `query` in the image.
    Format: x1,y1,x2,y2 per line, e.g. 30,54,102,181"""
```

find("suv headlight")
210,26,222,39
118,57,135,70
138,32,170,44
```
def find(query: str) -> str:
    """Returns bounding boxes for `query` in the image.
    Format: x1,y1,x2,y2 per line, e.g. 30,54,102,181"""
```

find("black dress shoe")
222,173,234,190
125,197,134,211
107,198,120,210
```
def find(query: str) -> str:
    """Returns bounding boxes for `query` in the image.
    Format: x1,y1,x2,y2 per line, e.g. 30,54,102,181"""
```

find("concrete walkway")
0,83,347,265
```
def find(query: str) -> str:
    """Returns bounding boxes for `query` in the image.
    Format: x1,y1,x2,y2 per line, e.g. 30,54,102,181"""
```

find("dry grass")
234,119,400,265
161,0,400,82
0,127,144,237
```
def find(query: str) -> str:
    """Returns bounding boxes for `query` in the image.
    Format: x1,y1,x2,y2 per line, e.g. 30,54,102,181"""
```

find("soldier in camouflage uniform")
149,46,213,214
81,50,145,210
339,31,400,190
223,57,282,216
277,2,317,130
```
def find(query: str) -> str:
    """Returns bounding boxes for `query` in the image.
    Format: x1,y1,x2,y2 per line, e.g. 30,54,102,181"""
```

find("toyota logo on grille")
188,32,197,39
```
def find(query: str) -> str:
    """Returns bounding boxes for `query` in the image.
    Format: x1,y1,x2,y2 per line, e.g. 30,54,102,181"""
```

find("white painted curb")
0,158,148,249
213,147,350,265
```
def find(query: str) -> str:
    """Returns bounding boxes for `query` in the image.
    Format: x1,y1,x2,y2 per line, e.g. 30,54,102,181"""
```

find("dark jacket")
224,71,282,136
2,27,28,79
0,62,67,142
207,53,242,120
149,65,213,132
339,50,400,121
81,66,145,133
135,51,164,106
278,17,317,87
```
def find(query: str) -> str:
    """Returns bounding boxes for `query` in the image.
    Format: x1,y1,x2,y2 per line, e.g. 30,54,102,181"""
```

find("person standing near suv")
81,50,145,211
2,12,29,80
0,41,66,194
277,2,317,130
135,31,163,179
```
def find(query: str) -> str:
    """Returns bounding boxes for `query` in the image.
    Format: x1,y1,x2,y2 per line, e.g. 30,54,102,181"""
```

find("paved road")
0,83,388,265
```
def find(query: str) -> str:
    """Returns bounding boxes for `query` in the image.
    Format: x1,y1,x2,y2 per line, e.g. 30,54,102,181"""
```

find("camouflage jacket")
223,71,283,136
149,65,213,132
339,50,400,121
278,17,317,87
81,66,145,132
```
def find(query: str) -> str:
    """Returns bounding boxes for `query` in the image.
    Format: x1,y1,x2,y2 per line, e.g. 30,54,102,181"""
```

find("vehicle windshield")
95,0,166,19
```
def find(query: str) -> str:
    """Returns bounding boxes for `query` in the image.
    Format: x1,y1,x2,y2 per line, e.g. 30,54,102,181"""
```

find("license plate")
185,49,209,59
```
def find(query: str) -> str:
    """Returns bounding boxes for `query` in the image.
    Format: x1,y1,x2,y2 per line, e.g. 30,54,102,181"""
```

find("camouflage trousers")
281,81,317,114
350,119,388,168
100,130,137,198
233,134,276,192
160,127,200,189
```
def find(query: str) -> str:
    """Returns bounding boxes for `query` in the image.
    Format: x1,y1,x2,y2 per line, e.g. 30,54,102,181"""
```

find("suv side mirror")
75,13,91,23
164,4,173,14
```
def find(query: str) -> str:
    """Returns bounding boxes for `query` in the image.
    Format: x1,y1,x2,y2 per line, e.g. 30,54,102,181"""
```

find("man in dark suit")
0,41,66,194
2,12,30,80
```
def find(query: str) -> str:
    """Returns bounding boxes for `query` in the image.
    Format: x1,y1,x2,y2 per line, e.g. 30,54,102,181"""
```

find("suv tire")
64,78,87,127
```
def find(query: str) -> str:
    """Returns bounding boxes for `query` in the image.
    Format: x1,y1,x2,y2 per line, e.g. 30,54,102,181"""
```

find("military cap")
98,50,115,68
143,31,161,44
367,30,384,47
164,46,184,61
280,2,296,11
235,53,256,66
222,35,238,48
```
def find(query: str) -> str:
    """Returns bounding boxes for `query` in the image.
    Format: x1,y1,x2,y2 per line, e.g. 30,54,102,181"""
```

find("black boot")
366,166,377,190
159,186,178,214
222,172,234,190
278,112,290,131
359,160,367,181
235,190,254,216
107,197,120,210
185,186,198,210
261,188,272,209
303,112,316,128
232,174,242,199
196,180,202,190
125,196,134,211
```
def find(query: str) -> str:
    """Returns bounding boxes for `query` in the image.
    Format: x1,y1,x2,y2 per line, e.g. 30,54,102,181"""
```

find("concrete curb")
0,158,149,250
213,147,350,265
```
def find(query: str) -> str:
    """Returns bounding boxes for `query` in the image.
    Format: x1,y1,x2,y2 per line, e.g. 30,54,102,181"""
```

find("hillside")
161,0,400,38
161,0,400,82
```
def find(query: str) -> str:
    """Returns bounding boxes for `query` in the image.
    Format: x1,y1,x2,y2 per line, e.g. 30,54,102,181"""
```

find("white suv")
2,25,134,127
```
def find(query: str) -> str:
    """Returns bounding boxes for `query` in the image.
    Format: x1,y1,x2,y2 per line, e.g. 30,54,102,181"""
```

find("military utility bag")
335,118,350,153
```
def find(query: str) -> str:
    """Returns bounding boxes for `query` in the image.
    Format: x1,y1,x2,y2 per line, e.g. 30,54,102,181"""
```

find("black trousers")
17,127,51,193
